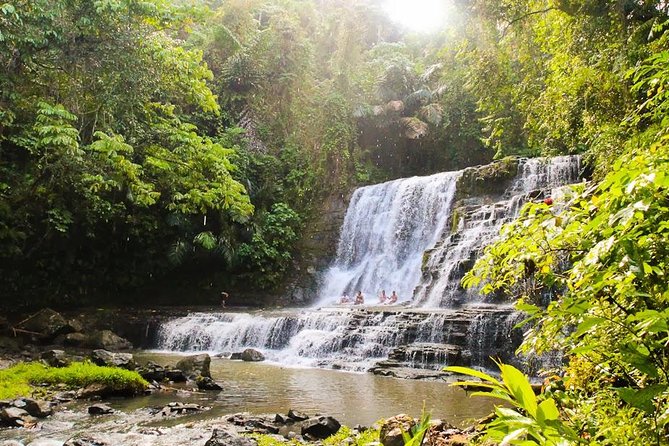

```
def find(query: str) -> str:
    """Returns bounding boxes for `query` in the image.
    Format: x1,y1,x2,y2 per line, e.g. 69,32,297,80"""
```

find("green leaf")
444,366,501,385
500,363,538,418
536,398,559,424
617,385,667,414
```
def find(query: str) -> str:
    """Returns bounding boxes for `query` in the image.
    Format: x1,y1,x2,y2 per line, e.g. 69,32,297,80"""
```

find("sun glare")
382,0,449,33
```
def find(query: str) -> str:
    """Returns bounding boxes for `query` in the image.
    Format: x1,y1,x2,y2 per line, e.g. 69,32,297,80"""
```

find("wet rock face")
175,353,211,379
455,157,519,201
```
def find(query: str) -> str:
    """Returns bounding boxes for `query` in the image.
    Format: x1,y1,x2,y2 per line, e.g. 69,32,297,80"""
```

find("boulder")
40,349,72,367
380,414,416,446
230,352,243,360
16,398,52,418
196,376,223,391
175,353,211,379
90,330,132,350
204,428,257,446
90,349,135,370
0,406,35,427
64,332,88,347
19,308,71,340
137,361,166,382
241,348,265,362
301,416,341,439
88,404,114,415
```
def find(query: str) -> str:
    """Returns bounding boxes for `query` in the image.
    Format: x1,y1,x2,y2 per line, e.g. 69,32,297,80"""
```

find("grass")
0,361,149,399
248,426,380,445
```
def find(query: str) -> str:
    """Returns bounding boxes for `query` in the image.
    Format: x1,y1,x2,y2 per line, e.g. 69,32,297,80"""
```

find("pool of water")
124,352,495,427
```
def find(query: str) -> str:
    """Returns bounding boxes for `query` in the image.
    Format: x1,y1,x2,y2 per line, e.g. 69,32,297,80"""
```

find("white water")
316,171,460,306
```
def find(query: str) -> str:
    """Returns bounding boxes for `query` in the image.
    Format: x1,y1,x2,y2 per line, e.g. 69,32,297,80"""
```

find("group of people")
339,289,399,305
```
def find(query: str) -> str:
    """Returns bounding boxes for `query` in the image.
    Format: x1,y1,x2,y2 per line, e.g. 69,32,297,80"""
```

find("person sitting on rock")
388,291,398,304
339,294,350,304
354,291,364,305
378,290,387,304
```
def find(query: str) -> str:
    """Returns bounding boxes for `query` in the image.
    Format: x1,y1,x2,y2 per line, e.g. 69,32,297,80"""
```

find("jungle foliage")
1,0,669,314
461,21,669,444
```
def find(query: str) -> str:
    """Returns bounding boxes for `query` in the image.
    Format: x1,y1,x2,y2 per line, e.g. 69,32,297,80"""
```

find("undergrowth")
0,361,148,399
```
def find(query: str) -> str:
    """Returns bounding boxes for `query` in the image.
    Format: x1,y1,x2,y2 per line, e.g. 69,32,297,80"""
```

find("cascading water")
415,155,582,308
155,155,583,374
316,171,460,306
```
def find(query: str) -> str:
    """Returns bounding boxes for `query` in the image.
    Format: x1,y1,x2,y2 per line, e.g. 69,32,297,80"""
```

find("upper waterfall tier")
319,155,583,308
316,171,460,306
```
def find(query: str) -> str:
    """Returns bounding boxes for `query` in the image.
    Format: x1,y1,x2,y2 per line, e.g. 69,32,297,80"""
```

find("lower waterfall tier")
156,306,532,375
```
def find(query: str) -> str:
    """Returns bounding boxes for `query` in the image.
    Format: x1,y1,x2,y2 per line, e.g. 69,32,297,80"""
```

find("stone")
66,318,84,333
89,350,135,370
287,409,309,421
63,437,109,446
77,383,113,399
87,404,114,415
18,398,52,418
196,376,222,391
19,308,72,340
204,428,256,446
300,416,341,439
63,332,88,347
137,361,165,382
175,353,211,379
164,368,187,382
158,402,207,416
0,406,35,427
40,349,71,368
230,352,243,360
90,330,132,350
241,348,265,362
0,358,14,370
380,414,416,446
274,413,291,424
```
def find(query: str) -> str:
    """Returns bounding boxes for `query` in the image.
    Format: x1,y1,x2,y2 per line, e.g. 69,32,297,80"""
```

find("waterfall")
316,171,460,306
414,156,581,307
155,155,583,374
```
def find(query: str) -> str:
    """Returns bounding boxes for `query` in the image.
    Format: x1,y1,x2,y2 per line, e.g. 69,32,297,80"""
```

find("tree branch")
502,8,556,36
